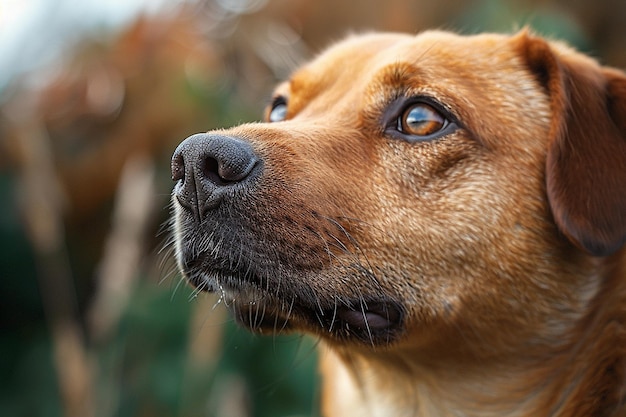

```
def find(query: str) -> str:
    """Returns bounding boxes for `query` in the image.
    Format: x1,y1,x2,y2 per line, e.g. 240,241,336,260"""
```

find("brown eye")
399,103,447,137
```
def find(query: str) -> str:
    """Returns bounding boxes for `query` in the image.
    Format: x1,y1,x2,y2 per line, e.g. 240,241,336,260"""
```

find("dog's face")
171,31,626,354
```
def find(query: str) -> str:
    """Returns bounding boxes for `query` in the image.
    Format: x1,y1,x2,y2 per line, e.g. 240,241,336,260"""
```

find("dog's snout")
171,133,258,219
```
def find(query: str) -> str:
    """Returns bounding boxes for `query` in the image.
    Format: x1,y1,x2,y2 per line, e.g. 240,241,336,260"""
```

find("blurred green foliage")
1,274,319,417
99,283,319,417
0,173,59,417
456,0,591,51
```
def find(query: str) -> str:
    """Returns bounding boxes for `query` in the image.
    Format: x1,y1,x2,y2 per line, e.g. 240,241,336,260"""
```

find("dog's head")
170,30,626,353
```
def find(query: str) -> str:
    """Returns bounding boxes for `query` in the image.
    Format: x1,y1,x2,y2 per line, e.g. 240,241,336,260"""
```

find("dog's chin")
182,266,405,346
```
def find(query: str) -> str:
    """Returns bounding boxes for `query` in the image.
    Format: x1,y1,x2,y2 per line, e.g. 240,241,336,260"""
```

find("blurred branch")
88,154,156,341
209,374,251,417
87,154,156,417
11,116,94,417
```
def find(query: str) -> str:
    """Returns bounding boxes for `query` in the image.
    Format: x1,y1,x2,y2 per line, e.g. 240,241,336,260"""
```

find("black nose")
171,133,259,220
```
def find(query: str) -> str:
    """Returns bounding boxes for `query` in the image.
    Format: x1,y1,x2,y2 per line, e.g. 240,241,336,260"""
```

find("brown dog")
170,30,626,416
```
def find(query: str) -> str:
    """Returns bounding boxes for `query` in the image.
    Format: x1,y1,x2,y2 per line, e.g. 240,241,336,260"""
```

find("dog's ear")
515,31,626,257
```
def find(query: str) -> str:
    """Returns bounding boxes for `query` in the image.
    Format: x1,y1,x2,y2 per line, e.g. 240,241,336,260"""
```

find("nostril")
218,157,256,182
201,152,258,185
171,153,185,182
201,156,226,185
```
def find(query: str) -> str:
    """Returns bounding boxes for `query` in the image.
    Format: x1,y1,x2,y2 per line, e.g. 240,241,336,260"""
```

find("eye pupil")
269,102,288,122
400,103,446,137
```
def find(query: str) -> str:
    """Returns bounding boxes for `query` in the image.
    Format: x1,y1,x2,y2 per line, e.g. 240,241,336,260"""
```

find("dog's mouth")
232,293,405,345
182,259,404,345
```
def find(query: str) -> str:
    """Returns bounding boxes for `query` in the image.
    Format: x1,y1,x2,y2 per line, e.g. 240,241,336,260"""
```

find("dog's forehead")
275,33,411,97
321,32,510,70
282,31,520,99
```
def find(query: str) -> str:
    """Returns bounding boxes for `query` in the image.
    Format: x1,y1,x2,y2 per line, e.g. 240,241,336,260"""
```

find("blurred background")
1,0,624,416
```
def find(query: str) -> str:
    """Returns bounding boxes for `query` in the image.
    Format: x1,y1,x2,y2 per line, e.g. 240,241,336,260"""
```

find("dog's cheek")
362,142,564,339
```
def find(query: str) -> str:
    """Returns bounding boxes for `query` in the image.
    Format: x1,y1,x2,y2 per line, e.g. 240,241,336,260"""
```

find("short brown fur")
172,30,626,416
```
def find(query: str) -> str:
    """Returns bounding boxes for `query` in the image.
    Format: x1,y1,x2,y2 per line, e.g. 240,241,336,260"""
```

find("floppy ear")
515,31,626,257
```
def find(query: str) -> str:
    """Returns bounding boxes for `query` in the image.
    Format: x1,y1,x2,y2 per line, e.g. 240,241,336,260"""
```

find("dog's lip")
336,303,400,331
231,298,404,343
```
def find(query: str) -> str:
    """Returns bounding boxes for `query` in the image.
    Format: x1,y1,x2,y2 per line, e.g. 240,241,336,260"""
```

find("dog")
170,29,626,416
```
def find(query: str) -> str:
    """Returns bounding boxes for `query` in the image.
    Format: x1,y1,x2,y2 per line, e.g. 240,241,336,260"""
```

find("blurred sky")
0,0,171,90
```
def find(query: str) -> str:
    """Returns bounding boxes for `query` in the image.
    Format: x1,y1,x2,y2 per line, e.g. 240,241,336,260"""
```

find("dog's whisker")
277,296,296,334
272,306,282,336
314,311,325,330
169,275,188,302
160,263,179,287
248,304,261,333
315,295,325,317
328,296,339,333
211,293,224,310
310,228,338,266
354,292,375,348
320,214,386,292
326,232,352,253
188,279,208,301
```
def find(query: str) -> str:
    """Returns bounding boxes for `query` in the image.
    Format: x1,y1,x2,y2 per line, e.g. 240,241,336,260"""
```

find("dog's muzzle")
170,132,405,344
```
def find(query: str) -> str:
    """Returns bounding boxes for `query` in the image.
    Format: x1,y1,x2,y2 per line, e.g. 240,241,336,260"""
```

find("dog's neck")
320,251,626,417
321,339,621,417
321,347,549,417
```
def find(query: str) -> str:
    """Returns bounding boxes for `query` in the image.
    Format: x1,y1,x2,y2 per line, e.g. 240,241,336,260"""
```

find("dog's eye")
268,98,288,122
399,103,448,137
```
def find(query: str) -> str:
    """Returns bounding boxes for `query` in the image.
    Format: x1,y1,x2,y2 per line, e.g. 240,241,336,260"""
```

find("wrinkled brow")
364,62,426,103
